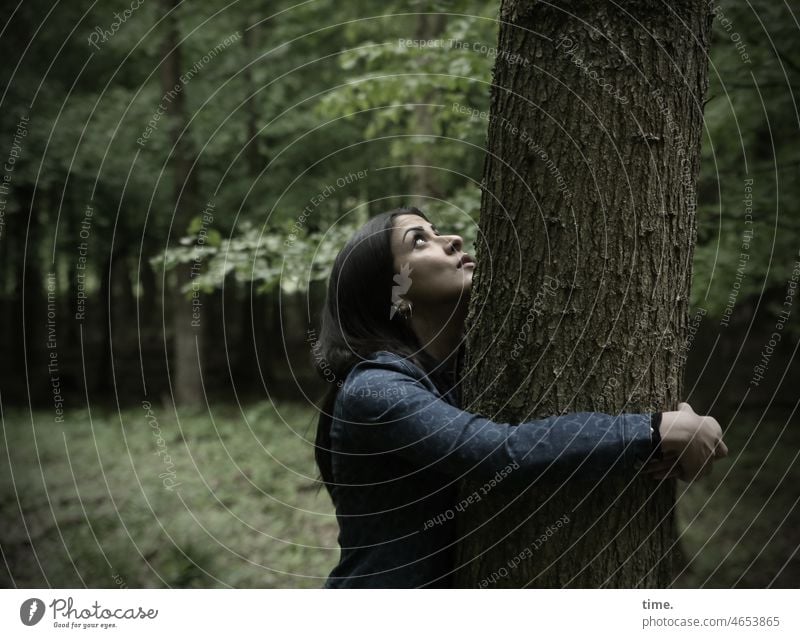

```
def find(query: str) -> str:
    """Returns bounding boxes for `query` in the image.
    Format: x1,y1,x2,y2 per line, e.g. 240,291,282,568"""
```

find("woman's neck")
409,303,466,368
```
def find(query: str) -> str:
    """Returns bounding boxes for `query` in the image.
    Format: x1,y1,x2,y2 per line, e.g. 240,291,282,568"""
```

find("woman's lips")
457,255,476,268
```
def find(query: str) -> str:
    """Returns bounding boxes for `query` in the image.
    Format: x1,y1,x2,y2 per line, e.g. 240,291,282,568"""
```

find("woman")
313,206,728,588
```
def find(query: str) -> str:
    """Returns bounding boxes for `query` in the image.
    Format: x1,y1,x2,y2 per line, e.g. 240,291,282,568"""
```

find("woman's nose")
445,234,463,253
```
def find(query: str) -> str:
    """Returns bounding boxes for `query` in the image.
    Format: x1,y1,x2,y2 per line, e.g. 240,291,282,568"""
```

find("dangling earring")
401,301,413,320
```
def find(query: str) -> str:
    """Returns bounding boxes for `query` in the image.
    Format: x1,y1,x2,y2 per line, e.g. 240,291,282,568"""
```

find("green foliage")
3,0,796,317
0,403,337,588
693,0,800,337
150,1,498,293
152,218,359,295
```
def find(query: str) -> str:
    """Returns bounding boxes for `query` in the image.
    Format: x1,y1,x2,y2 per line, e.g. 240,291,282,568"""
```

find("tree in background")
454,0,713,586
0,1,795,406
160,0,204,405
0,0,798,589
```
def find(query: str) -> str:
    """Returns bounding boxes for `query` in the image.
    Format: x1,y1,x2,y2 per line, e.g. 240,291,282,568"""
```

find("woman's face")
390,214,475,310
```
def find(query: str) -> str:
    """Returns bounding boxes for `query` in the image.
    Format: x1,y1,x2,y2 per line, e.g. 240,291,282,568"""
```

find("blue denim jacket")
323,350,656,588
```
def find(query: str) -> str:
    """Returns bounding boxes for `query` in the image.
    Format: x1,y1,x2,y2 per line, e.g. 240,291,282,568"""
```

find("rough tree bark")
453,0,713,587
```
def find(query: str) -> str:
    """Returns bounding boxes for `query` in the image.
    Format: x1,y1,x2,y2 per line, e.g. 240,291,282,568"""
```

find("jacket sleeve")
335,363,656,483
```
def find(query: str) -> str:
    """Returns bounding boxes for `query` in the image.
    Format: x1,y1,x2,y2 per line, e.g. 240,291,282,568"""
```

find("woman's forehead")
393,214,429,230
393,214,435,238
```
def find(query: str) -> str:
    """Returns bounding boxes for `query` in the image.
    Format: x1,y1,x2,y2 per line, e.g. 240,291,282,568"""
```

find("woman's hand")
642,402,729,482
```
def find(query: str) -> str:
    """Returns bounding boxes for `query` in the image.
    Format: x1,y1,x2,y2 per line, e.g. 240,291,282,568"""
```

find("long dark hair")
311,207,459,501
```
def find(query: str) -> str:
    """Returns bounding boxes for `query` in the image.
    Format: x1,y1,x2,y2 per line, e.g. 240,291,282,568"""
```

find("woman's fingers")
642,438,727,482
641,455,680,473
645,454,719,481
642,462,677,474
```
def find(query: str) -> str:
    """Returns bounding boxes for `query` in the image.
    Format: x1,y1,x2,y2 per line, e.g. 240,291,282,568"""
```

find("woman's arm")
334,363,656,483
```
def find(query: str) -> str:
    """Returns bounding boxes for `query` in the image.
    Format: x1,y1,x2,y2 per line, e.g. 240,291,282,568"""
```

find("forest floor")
1,401,338,588
675,407,799,587
1,403,797,587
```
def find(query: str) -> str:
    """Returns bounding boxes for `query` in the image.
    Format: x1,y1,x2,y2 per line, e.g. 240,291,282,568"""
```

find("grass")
1,403,796,587
0,401,339,588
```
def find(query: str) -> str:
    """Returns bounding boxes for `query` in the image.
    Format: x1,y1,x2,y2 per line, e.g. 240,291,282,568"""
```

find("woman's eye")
412,230,441,247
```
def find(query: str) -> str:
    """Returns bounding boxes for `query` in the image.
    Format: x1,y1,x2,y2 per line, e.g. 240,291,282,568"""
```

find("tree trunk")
453,0,712,587
21,184,48,404
161,0,203,406
238,22,267,395
412,13,447,199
